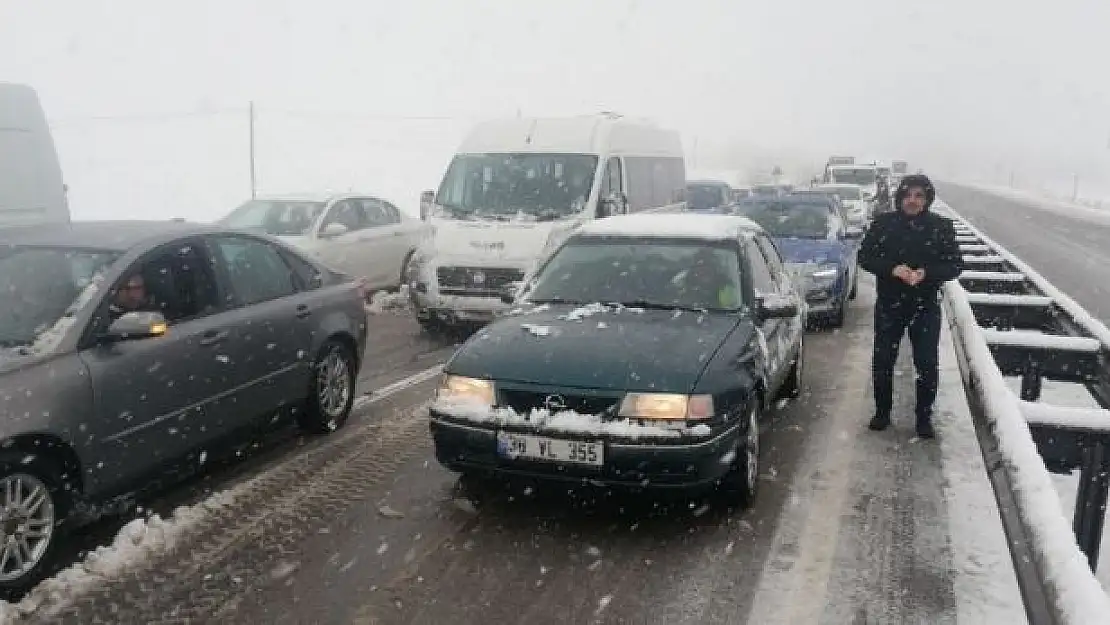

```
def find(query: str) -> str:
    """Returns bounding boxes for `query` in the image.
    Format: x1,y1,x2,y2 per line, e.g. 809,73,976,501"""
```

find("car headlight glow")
811,265,838,281
435,375,495,406
618,393,714,420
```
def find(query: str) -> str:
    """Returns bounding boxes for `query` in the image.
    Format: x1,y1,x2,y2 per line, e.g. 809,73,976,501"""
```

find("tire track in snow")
16,367,443,625
739,322,872,625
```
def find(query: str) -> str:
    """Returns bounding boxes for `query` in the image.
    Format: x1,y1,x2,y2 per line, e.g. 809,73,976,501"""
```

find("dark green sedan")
429,213,806,503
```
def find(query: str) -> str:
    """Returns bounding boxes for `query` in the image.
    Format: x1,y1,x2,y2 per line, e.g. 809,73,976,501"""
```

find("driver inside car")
108,273,154,320
684,249,740,309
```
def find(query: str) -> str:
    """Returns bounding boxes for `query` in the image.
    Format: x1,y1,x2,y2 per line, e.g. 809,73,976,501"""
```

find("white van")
409,113,686,329
0,83,69,228
826,164,879,202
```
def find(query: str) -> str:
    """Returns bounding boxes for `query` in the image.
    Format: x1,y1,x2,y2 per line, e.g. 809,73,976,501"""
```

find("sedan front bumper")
429,414,744,492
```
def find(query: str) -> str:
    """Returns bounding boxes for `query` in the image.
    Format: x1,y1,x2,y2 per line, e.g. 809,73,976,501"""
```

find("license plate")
496,432,603,466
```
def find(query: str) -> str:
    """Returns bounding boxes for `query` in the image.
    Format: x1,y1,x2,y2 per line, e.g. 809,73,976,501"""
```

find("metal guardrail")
939,204,1110,624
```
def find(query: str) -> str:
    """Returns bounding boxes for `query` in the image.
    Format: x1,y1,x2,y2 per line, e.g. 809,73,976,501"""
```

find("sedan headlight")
435,375,495,406
618,393,714,420
810,265,838,281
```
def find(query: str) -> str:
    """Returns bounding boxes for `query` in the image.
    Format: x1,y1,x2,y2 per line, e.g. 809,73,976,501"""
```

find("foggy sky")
3,0,1108,219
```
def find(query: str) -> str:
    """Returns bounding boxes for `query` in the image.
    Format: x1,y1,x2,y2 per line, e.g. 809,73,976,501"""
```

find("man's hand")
908,268,926,286
892,265,914,283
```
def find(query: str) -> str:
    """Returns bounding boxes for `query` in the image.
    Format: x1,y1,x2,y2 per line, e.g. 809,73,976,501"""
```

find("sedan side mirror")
102,311,168,343
321,223,349,238
756,295,798,320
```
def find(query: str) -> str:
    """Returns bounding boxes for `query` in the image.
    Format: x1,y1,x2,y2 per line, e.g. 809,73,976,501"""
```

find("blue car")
732,197,863,327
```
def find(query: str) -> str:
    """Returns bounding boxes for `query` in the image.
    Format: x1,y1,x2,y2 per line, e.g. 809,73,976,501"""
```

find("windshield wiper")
604,300,720,314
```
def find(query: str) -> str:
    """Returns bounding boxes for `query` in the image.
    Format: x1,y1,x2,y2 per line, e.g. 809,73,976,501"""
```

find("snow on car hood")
447,305,744,393
425,216,582,264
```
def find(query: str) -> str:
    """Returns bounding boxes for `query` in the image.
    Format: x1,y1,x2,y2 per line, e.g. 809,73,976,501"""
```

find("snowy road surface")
3,282,1026,624
939,183,1110,325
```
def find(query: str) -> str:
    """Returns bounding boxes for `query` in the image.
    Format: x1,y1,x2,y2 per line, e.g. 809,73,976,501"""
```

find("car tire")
828,296,847,328
718,400,761,506
777,337,804,400
0,453,72,596
297,340,358,434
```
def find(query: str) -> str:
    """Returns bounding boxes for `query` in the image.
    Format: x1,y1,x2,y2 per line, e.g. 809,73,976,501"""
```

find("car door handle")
295,304,312,319
199,330,229,347
392,231,403,236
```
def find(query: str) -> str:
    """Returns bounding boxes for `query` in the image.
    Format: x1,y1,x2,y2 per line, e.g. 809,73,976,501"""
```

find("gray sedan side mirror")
102,311,169,342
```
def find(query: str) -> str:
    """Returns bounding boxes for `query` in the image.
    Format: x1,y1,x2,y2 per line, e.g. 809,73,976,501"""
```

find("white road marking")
353,365,444,411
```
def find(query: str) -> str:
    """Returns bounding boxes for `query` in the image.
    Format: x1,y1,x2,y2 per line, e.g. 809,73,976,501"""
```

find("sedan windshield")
0,246,118,347
828,168,877,186
435,153,598,221
525,237,743,311
220,200,327,236
733,201,834,239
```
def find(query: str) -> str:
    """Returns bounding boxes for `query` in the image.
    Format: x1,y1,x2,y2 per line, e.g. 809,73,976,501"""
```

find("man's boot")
915,413,936,439
869,413,891,431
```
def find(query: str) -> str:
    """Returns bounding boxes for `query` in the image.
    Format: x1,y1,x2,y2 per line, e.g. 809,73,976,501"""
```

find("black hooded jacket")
858,175,963,302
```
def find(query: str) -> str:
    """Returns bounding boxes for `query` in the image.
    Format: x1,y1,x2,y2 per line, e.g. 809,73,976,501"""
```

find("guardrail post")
1073,439,1110,571
1020,362,1042,401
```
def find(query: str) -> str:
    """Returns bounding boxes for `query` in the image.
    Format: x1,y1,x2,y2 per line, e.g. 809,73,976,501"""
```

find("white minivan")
408,113,686,330
0,83,69,228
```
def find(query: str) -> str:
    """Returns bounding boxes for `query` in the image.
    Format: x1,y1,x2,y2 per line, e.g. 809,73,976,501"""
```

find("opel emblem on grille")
471,271,486,285
543,395,567,411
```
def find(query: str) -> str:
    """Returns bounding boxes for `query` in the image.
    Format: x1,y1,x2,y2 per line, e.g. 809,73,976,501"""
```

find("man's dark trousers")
872,294,942,422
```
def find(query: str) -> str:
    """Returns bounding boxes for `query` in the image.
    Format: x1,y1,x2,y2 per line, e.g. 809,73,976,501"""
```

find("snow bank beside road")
0,489,241,624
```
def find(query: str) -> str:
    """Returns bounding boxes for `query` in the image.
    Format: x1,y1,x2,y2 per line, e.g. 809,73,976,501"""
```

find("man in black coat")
858,174,963,438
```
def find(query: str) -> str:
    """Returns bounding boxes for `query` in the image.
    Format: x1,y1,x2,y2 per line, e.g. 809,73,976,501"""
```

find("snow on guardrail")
938,201,1110,624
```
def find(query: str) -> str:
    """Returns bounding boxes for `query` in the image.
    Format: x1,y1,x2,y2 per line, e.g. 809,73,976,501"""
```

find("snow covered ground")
0,487,245,623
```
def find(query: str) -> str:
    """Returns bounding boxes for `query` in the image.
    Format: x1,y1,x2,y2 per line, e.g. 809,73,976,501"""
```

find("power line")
48,106,488,128
48,108,246,127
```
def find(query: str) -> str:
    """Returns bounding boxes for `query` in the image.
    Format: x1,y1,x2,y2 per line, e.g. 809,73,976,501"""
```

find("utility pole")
249,101,257,199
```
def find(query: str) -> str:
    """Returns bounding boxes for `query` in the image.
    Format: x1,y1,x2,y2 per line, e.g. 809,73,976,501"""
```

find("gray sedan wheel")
298,340,357,434
0,454,70,594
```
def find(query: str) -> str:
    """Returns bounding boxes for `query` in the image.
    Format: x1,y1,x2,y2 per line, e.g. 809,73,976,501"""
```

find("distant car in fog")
0,220,367,591
219,193,426,293
732,197,863,327
686,179,734,211
813,183,872,227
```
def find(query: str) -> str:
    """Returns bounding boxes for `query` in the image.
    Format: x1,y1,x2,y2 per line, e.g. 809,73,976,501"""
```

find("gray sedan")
0,220,368,591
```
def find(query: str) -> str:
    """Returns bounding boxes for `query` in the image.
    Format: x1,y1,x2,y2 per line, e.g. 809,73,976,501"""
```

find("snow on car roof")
252,191,386,203
576,213,762,240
